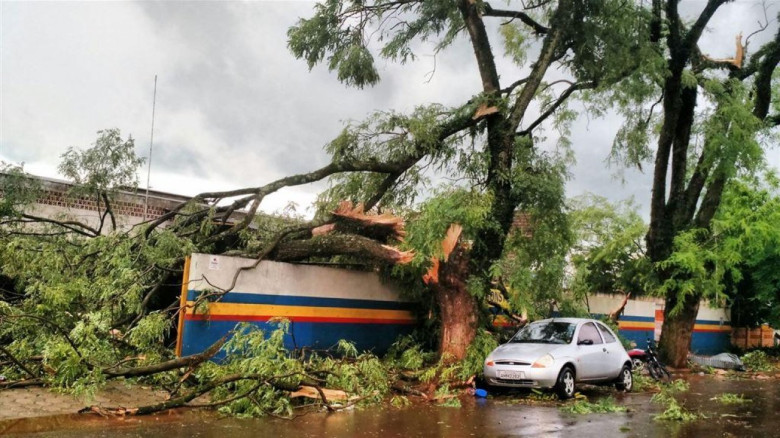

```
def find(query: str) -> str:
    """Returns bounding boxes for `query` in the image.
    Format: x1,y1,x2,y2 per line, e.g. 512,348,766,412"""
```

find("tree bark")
646,0,731,368
272,233,412,265
433,244,478,360
658,292,701,368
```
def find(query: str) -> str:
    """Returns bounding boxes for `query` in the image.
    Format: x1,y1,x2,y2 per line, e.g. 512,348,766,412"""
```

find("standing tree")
605,1,780,365
284,0,654,359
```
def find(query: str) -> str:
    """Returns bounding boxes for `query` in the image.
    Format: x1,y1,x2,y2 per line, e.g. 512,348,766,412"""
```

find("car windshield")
510,321,576,344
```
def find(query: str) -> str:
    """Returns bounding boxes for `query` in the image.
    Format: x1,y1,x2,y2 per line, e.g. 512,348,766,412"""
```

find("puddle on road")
1,376,777,438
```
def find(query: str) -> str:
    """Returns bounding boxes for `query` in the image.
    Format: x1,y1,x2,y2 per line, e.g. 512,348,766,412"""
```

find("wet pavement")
1,375,778,437
0,382,169,421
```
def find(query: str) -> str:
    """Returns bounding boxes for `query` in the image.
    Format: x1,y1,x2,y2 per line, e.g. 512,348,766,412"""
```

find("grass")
560,396,627,414
710,393,751,405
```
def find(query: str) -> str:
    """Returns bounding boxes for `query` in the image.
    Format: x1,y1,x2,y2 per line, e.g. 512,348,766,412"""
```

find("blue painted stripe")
181,319,414,359
616,329,730,354
590,313,653,323
186,290,414,310
592,312,729,325
690,331,731,355
693,318,730,326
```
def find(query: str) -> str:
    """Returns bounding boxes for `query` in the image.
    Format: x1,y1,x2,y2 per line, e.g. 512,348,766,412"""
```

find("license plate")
498,371,525,379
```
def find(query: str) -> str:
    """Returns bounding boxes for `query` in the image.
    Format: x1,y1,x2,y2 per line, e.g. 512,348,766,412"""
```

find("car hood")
489,342,566,361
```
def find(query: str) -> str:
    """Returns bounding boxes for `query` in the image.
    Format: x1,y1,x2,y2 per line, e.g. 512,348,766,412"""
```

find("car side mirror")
578,339,593,346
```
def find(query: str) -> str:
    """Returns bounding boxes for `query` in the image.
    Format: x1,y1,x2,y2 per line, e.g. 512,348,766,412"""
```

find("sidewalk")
0,381,169,421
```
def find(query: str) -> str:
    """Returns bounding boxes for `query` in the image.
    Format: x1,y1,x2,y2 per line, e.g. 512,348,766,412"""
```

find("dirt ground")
1,371,778,437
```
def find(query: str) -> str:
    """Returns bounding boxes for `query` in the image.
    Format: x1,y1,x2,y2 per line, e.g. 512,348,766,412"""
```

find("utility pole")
143,75,157,221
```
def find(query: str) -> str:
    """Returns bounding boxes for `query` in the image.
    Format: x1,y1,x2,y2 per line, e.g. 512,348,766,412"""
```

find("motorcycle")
627,339,672,381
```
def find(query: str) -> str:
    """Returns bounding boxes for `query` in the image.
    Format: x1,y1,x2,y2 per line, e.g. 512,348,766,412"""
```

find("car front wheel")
555,367,576,399
615,365,633,392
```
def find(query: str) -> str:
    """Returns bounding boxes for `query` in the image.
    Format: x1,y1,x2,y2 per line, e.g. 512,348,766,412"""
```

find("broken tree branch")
608,291,631,323
102,336,226,378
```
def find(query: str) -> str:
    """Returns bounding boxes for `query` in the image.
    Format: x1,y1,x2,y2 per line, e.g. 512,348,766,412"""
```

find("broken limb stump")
607,291,631,323
422,224,478,361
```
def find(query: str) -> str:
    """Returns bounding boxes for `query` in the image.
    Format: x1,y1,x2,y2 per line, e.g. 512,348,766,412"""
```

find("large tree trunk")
432,241,478,360
436,285,479,360
658,292,701,368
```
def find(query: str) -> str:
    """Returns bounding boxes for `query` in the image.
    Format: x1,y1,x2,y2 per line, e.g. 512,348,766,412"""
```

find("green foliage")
741,350,774,372
202,323,394,417
127,313,170,348
654,398,699,422
560,396,627,414
568,193,649,297
650,379,689,405
631,372,658,392
434,383,461,407
287,0,463,88
651,379,698,422
390,395,411,408
560,0,655,86
385,334,435,370
658,176,780,316
457,330,498,380
0,163,42,218
403,187,493,271
719,176,780,327
710,393,751,405
58,128,145,198
500,22,531,67
494,150,575,319
317,104,472,213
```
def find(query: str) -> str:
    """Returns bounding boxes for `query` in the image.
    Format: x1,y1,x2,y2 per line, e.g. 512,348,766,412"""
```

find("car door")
596,322,624,378
575,322,606,380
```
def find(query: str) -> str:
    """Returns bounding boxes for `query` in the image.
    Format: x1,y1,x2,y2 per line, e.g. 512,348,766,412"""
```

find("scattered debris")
560,396,627,414
689,353,744,371
710,393,751,405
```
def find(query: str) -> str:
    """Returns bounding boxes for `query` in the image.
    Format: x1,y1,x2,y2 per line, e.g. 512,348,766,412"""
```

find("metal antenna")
143,75,157,221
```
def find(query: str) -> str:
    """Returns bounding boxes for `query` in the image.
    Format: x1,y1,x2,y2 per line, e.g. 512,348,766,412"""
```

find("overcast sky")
2,1,778,218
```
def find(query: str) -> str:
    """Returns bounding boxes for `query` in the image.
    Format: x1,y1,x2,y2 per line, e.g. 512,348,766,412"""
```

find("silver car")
483,317,633,399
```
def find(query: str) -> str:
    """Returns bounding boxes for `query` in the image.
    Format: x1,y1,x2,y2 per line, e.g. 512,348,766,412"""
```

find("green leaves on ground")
560,396,627,414
710,393,751,405
651,380,699,423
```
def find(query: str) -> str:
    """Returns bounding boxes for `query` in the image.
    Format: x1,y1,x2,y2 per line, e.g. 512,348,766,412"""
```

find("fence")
731,325,776,349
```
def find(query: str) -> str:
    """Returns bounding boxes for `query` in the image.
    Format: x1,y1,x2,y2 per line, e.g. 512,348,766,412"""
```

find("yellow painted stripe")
175,256,191,357
694,323,731,331
187,301,415,321
618,321,655,329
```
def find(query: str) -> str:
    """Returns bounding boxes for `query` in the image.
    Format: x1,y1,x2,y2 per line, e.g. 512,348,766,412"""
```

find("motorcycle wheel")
647,361,662,381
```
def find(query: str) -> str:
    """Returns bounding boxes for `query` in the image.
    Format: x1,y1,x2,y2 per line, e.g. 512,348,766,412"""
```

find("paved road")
1,375,778,437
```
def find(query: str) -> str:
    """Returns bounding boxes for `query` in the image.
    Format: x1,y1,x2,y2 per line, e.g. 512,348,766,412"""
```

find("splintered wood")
608,291,631,322
703,33,744,68
308,201,413,265
312,201,407,241
423,224,463,285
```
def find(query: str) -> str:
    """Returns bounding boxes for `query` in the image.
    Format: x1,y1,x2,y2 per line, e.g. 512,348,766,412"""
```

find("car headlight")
532,354,554,368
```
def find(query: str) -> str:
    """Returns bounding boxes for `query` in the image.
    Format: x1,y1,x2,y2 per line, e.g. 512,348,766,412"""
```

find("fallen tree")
1,0,669,416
